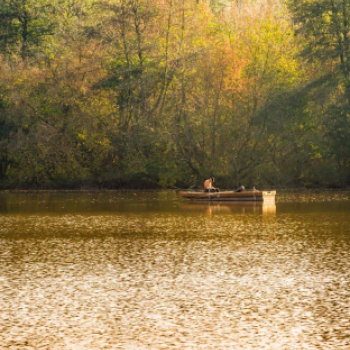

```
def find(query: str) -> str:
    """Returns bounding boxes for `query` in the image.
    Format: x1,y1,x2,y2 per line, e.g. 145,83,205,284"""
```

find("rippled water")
1,190,350,349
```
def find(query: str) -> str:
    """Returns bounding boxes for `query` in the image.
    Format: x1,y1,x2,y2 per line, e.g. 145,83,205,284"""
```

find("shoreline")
1,187,350,193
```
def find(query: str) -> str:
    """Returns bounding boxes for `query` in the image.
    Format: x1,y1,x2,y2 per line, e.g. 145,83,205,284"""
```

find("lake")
1,190,350,349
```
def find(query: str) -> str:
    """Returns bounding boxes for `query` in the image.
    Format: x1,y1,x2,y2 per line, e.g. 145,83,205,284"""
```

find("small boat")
179,190,276,202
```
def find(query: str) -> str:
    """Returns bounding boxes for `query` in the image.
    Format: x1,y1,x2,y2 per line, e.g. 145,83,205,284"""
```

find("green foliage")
0,0,56,59
289,0,350,184
0,0,349,188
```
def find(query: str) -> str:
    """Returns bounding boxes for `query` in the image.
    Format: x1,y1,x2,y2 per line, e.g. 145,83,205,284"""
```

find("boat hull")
179,190,276,202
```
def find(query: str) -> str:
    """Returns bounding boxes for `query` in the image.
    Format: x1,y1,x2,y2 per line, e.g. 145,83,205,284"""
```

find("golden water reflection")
0,191,350,349
179,200,276,218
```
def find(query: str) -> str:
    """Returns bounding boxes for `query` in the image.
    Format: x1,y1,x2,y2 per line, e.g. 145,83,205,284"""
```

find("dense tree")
290,0,350,185
0,0,348,188
0,0,56,60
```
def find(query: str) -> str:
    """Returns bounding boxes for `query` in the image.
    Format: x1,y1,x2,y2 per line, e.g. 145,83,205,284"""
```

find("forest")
0,0,350,189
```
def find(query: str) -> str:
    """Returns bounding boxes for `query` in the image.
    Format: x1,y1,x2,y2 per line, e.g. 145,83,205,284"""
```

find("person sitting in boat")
204,177,220,192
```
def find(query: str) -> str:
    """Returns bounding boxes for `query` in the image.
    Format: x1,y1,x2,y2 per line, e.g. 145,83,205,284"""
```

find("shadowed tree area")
0,0,349,189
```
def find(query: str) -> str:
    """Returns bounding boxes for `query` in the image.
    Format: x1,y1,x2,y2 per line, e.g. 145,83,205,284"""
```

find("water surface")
0,190,350,349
